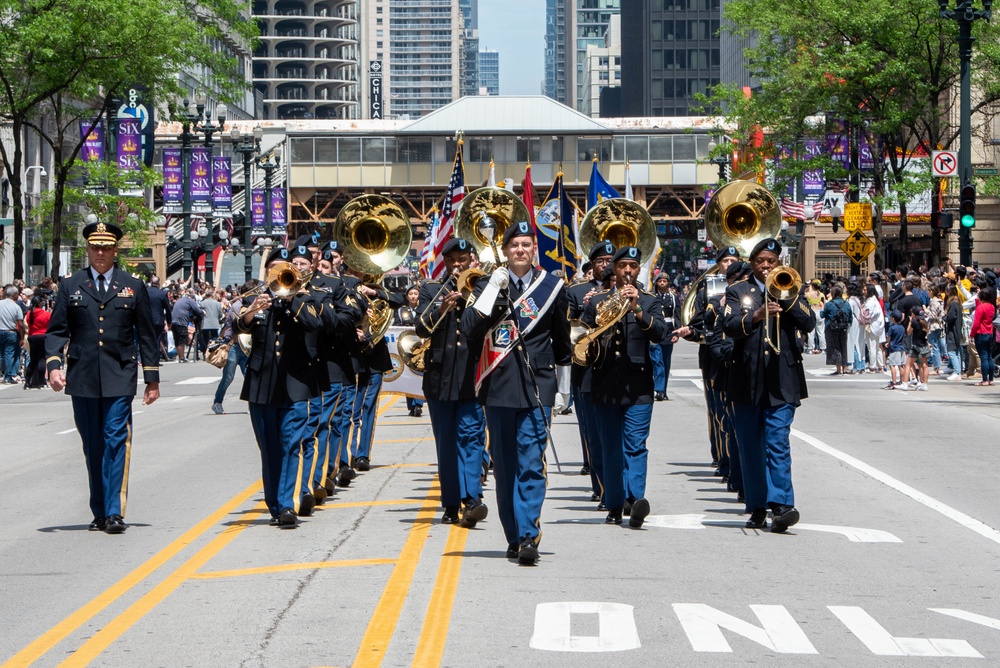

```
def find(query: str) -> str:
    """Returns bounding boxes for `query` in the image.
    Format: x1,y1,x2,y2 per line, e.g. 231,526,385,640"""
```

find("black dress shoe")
313,486,328,505
324,473,336,496
460,499,489,528
88,517,106,532
104,515,126,534
506,543,519,559
628,498,650,528
355,456,371,472
441,506,461,524
745,509,767,529
414,406,422,417
558,407,573,415
335,467,355,487
624,500,632,517
737,490,745,503
596,502,607,511
299,493,316,517
654,391,666,401
269,516,280,527
770,506,800,533
279,508,298,528
517,538,539,564
589,492,600,502
711,459,720,468
605,508,623,525
580,464,591,476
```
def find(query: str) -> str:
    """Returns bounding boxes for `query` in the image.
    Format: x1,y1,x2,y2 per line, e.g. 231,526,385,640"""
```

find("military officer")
674,246,741,470
46,221,160,534
461,220,572,564
330,266,368,488
567,240,616,506
239,246,328,528
416,238,489,527
722,239,814,532
308,248,364,503
583,246,668,527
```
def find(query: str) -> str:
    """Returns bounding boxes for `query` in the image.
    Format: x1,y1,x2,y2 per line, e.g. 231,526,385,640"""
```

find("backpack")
828,300,853,331
857,301,872,326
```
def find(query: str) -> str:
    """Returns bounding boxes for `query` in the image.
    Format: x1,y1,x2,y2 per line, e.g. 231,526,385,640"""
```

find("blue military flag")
536,172,579,281
587,159,621,209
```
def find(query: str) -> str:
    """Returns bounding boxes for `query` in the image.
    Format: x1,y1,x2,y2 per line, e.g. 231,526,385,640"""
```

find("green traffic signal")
960,182,976,228
962,213,976,228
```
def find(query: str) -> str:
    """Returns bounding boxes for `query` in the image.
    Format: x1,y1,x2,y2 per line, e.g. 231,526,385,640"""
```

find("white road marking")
673,604,818,654
175,376,219,385
56,428,77,435
670,370,703,378
172,396,190,402
530,602,640,652
690,379,704,390
0,384,14,391
793,428,1000,547
642,515,902,543
828,606,982,657
930,608,1000,631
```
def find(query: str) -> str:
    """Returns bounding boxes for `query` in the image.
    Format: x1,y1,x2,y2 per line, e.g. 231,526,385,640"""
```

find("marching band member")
331,267,368,487
46,221,160,534
307,248,364,505
722,239,814,532
396,285,425,417
238,246,328,528
674,246,741,471
461,220,571,564
707,260,752,502
343,265,406,473
567,240,616,506
416,238,489,527
583,246,668,528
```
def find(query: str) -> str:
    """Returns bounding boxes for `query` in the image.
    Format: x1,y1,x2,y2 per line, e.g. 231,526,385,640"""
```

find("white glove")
489,267,509,289
475,267,509,315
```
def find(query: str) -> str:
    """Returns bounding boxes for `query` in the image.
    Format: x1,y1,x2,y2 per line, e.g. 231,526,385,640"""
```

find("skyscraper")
579,14,620,117
460,0,480,98
545,0,620,110
544,0,568,103
252,0,360,120
620,0,721,117
478,49,499,95
360,0,465,119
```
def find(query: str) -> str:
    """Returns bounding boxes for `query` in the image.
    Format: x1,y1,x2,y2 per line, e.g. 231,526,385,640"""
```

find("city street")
3,341,1000,667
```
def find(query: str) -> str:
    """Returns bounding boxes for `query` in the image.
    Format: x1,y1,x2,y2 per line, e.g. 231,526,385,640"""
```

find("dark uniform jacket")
147,286,172,329
395,305,419,327
705,294,732,388
238,291,328,405
461,269,572,409
722,277,815,407
46,266,160,397
359,284,406,374
583,288,667,406
684,281,711,372
567,279,600,392
415,279,479,402
311,273,365,386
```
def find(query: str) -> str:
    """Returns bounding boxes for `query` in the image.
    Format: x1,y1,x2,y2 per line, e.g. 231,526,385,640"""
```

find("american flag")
430,145,466,279
419,207,439,278
780,198,823,220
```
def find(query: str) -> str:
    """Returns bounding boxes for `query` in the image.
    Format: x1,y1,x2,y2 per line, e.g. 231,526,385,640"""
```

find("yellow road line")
2,479,262,668
191,557,397,580
352,479,441,668
412,524,469,668
56,502,269,668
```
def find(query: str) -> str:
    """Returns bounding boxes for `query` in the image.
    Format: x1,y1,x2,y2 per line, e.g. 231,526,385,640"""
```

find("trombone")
235,261,314,354
763,264,802,354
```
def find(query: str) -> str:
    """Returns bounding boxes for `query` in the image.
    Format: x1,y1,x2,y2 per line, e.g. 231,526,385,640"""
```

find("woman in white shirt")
847,282,866,373
863,284,886,372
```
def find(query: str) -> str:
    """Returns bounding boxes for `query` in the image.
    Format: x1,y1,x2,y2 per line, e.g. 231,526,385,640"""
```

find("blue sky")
477,0,546,95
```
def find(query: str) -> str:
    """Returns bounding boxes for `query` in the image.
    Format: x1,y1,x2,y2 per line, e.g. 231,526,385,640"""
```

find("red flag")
522,163,537,234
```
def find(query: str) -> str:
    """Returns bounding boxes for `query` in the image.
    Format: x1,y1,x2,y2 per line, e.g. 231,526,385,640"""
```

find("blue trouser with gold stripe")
349,372,383,460
71,395,133,519
427,399,485,508
296,396,322,504
248,401,311,517
311,383,343,489
572,387,603,497
334,383,357,469
484,405,550,546
594,402,653,510
732,402,796,513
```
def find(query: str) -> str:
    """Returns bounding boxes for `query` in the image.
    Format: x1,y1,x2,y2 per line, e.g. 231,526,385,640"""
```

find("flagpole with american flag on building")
428,134,467,279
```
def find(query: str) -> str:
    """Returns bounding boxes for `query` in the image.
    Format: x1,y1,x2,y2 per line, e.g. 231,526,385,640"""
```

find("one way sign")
932,151,958,177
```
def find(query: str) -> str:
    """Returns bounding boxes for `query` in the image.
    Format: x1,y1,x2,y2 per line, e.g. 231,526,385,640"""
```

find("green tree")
707,0,1000,267
0,0,257,279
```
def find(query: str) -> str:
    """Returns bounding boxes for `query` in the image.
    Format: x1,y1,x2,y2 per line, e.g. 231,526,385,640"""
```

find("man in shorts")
900,306,931,391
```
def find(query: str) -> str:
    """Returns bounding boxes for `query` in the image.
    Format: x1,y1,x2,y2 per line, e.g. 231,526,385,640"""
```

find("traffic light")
931,212,954,230
960,182,976,228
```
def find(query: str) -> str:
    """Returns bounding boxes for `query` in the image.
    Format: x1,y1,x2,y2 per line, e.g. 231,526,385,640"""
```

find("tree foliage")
705,0,1000,264
0,0,257,279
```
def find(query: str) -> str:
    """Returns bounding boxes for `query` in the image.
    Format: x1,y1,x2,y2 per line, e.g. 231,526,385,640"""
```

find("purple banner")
80,119,104,162
162,148,183,214
270,187,287,235
860,135,878,171
802,139,825,197
825,120,850,167
116,118,141,173
212,156,232,214
251,188,266,235
772,145,795,198
189,147,212,213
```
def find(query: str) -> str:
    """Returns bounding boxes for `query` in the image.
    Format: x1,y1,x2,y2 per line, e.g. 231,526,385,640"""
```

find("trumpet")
400,266,484,375
236,262,314,355
763,265,802,354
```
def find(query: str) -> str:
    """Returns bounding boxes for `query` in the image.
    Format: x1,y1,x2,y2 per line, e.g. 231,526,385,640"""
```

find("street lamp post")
258,146,283,240
940,0,992,267
198,105,226,286
230,127,263,281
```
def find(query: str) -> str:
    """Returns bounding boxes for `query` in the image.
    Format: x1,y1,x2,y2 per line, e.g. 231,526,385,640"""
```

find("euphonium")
570,276,634,365
679,180,782,341
334,194,413,346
